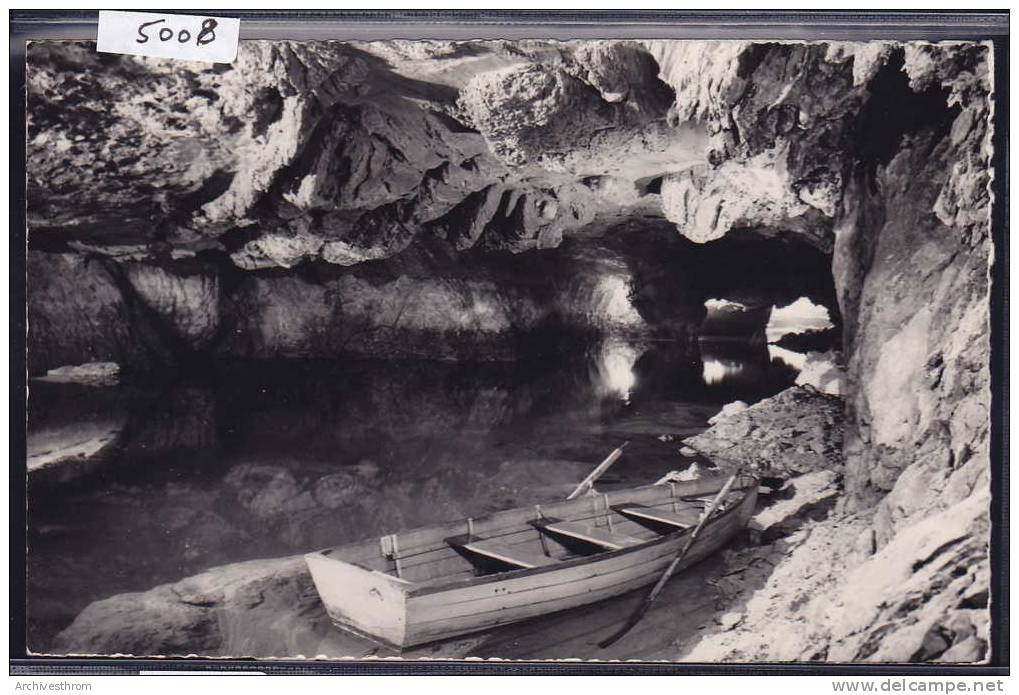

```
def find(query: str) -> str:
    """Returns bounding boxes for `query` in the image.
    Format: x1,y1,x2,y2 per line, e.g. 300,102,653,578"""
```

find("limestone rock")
823,493,990,662
660,154,828,247
795,351,844,396
708,400,748,425
26,40,698,267
124,262,220,350
646,41,874,249
51,556,318,657
836,42,993,526
683,386,844,477
456,42,681,173
718,612,743,631
750,470,841,539
683,515,874,663
682,484,989,664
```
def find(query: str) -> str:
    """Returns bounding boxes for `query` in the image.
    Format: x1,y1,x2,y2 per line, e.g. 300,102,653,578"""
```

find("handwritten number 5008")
136,18,218,46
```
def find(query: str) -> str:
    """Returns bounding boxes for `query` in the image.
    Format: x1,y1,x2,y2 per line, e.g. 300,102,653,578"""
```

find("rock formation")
51,557,319,658
683,386,844,477
27,38,994,662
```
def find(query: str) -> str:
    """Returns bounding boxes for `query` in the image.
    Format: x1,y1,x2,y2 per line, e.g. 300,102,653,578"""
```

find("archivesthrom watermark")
14,683,92,691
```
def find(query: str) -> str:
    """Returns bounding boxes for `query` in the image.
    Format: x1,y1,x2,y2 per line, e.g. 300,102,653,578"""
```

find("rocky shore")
676,391,988,663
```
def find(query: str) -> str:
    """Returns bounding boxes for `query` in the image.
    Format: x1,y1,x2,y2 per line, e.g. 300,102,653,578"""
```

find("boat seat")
445,534,557,572
682,494,734,513
611,503,702,534
531,518,644,551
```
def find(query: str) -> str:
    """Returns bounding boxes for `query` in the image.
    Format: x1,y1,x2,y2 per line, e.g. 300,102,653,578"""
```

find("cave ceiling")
27,39,971,271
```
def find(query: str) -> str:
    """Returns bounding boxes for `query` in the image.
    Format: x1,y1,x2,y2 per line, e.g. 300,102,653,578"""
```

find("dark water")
26,339,800,651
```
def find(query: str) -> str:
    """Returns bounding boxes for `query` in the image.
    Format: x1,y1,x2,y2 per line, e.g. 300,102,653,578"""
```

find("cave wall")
29,247,645,365
26,253,173,374
27,230,837,368
27,39,858,370
834,48,993,544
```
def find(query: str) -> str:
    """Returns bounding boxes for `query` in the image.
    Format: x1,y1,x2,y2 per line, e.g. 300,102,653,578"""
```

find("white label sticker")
97,11,239,63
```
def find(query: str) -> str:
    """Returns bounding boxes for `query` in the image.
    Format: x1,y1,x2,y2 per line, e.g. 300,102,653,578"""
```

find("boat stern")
304,549,411,648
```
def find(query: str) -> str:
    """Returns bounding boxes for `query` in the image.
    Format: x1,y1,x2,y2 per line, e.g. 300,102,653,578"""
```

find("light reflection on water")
701,356,746,385
697,339,805,393
590,340,640,402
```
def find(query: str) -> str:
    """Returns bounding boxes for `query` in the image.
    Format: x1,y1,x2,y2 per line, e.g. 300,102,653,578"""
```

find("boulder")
683,386,844,477
51,556,321,657
708,400,748,425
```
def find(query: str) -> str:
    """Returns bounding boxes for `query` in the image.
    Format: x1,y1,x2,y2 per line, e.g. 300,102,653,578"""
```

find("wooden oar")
566,441,630,500
598,469,742,648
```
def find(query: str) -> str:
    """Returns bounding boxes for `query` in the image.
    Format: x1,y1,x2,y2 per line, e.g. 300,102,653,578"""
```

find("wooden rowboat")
304,472,758,649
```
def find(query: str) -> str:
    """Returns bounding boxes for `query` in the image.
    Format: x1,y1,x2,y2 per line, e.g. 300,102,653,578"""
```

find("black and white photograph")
20,29,1000,666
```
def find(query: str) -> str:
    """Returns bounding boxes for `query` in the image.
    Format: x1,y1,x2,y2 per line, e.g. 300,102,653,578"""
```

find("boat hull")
402,485,755,645
304,551,411,648
306,478,757,649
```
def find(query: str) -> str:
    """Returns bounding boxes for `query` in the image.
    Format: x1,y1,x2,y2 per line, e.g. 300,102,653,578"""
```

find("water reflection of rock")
767,344,808,371
125,386,217,457
27,382,138,482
